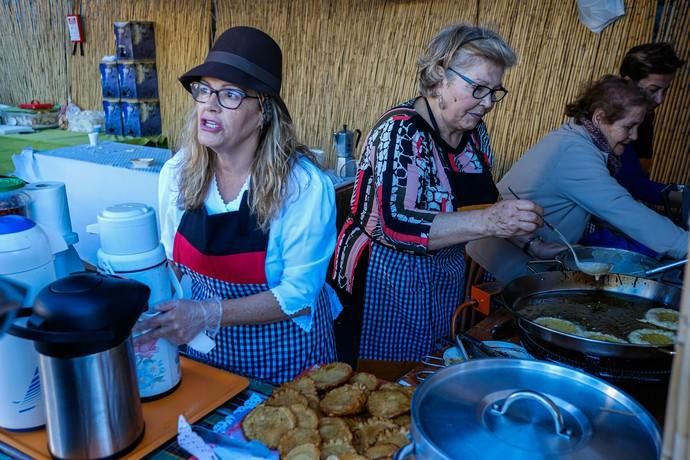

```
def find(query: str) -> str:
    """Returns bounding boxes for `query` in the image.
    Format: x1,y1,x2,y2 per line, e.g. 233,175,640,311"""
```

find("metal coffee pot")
11,272,149,459
333,124,361,177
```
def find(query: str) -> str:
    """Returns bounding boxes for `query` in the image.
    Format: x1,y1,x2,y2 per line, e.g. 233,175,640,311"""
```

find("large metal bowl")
556,246,659,275
501,271,680,359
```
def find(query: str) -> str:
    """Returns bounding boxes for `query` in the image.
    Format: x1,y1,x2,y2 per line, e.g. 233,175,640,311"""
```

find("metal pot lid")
412,359,660,459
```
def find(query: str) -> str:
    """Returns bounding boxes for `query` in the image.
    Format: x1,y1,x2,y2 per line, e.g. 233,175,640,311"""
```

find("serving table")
0,358,249,460
12,141,172,266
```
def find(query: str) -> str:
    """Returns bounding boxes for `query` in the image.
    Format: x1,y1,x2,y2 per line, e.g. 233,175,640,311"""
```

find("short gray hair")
417,23,517,97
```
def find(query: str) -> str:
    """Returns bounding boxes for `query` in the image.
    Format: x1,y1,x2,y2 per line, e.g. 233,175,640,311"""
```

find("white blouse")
158,152,341,331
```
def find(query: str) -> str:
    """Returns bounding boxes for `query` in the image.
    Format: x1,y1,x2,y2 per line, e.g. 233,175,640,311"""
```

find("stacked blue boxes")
99,21,162,137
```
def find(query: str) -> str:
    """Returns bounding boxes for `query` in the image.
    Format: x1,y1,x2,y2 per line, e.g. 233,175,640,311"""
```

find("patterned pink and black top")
332,98,496,292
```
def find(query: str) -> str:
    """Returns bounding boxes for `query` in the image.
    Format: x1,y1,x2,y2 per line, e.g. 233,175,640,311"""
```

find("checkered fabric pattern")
180,268,337,385
360,242,465,361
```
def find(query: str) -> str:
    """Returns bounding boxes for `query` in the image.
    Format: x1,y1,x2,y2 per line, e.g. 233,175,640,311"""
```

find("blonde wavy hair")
175,97,314,231
417,23,517,97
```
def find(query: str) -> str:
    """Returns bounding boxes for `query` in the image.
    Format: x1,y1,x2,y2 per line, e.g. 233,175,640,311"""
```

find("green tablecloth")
0,129,167,174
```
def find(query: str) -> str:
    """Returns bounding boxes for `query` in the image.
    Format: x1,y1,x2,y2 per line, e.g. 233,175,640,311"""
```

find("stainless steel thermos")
11,272,149,459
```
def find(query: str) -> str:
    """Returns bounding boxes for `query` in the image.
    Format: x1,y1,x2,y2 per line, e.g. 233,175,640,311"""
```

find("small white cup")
88,132,99,146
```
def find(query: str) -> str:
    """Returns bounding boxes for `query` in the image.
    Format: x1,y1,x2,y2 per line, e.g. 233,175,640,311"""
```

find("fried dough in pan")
284,375,319,397
353,418,398,451
278,427,321,457
319,416,353,443
376,426,410,448
364,442,398,459
378,382,415,398
266,387,308,408
325,453,367,460
241,404,296,449
350,372,380,393
284,442,320,460
308,362,354,391
366,390,410,419
320,383,368,416
320,439,358,459
391,414,411,428
289,403,320,429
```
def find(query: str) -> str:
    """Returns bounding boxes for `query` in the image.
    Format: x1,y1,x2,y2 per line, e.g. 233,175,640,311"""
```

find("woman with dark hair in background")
467,75,688,284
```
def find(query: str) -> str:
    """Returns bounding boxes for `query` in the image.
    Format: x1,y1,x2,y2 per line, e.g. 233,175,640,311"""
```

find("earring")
438,95,447,110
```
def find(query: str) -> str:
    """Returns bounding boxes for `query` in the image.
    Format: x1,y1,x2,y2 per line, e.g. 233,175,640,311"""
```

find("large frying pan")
500,271,681,360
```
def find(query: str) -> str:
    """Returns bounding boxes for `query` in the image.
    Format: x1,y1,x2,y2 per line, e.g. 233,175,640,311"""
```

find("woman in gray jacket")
466,75,688,283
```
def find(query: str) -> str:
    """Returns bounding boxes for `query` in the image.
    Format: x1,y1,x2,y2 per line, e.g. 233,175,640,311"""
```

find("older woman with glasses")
332,23,553,364
136,26,340,384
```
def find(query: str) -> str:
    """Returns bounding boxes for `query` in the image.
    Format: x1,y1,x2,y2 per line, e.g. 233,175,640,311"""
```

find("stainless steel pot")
397,359,660,459
501,271,680,359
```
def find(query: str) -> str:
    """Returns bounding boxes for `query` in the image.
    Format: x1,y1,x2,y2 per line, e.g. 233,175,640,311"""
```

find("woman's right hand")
481,200,544,238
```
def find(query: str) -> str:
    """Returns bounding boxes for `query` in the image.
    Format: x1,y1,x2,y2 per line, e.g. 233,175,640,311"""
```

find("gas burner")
520,332,671,424
520,332,671,384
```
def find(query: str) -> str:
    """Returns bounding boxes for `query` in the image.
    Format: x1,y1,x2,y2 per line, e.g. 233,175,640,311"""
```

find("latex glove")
134,298,223,346
481,199,544,238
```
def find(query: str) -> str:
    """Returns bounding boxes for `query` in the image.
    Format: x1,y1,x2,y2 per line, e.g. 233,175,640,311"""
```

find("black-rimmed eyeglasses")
447,68,508,103
190,81,258,110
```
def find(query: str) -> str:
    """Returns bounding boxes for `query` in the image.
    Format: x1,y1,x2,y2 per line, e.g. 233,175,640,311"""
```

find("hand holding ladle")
506,187,612,278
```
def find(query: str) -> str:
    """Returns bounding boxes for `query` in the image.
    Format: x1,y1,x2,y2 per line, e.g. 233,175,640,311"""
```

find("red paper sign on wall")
66,14,84,43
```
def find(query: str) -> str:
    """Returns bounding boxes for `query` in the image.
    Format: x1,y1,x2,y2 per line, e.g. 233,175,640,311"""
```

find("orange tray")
0,357,249,459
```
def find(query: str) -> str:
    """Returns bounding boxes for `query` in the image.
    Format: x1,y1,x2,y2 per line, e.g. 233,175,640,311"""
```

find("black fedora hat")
179,26,290,119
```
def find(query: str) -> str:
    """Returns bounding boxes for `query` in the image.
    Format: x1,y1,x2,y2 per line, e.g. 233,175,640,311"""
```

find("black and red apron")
172,191,336,384
360,101,500,360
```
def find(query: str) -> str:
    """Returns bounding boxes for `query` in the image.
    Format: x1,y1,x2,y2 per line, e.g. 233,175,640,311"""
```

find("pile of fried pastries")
241,362,414,460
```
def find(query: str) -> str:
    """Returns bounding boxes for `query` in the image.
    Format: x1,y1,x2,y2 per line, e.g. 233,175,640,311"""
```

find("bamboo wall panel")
0,0,687,185
0,0,71,105
215,0,477,165
479,0,656,177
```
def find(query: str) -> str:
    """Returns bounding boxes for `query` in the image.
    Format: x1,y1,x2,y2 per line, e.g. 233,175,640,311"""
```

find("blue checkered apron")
180,268,336,385
360,242,465,361
173,199,336,385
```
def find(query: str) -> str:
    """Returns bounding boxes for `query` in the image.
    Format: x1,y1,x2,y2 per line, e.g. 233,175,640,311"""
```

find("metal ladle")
507,187,613,278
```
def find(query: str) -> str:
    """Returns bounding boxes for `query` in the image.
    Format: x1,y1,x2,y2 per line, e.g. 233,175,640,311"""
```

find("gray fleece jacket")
466,122,688,284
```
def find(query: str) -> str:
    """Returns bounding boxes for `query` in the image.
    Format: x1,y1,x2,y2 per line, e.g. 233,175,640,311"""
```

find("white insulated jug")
0,215,55,430
88,203,182,399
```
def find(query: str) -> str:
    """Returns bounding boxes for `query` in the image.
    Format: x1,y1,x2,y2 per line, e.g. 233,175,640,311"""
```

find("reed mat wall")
0,0,687,184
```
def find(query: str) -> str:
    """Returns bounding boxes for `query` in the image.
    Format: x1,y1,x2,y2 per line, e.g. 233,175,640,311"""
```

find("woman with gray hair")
136,26,340,384
332,23,554,363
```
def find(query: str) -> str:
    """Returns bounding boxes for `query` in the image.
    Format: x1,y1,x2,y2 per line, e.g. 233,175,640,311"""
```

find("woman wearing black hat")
137,26,340,384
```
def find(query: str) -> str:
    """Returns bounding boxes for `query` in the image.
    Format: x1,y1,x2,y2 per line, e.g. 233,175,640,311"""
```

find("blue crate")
102,99,123,136
114,21,156,60
121,99,162,137
99,60,120,98
117,61,159,99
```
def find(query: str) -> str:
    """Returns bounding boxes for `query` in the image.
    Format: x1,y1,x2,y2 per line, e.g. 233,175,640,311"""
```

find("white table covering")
13,141,172,265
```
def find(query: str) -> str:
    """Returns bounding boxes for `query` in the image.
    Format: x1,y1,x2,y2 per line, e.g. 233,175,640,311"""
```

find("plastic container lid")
92,203,159,255
0,215,53,275
0,177,27,193
30,273,150,357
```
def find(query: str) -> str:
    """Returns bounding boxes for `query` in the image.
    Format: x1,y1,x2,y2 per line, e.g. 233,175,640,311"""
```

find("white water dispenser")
0,215,55,430
87,203,181,399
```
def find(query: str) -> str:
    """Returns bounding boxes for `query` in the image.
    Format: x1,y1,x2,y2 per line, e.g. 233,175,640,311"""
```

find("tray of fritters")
241,362,414,460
